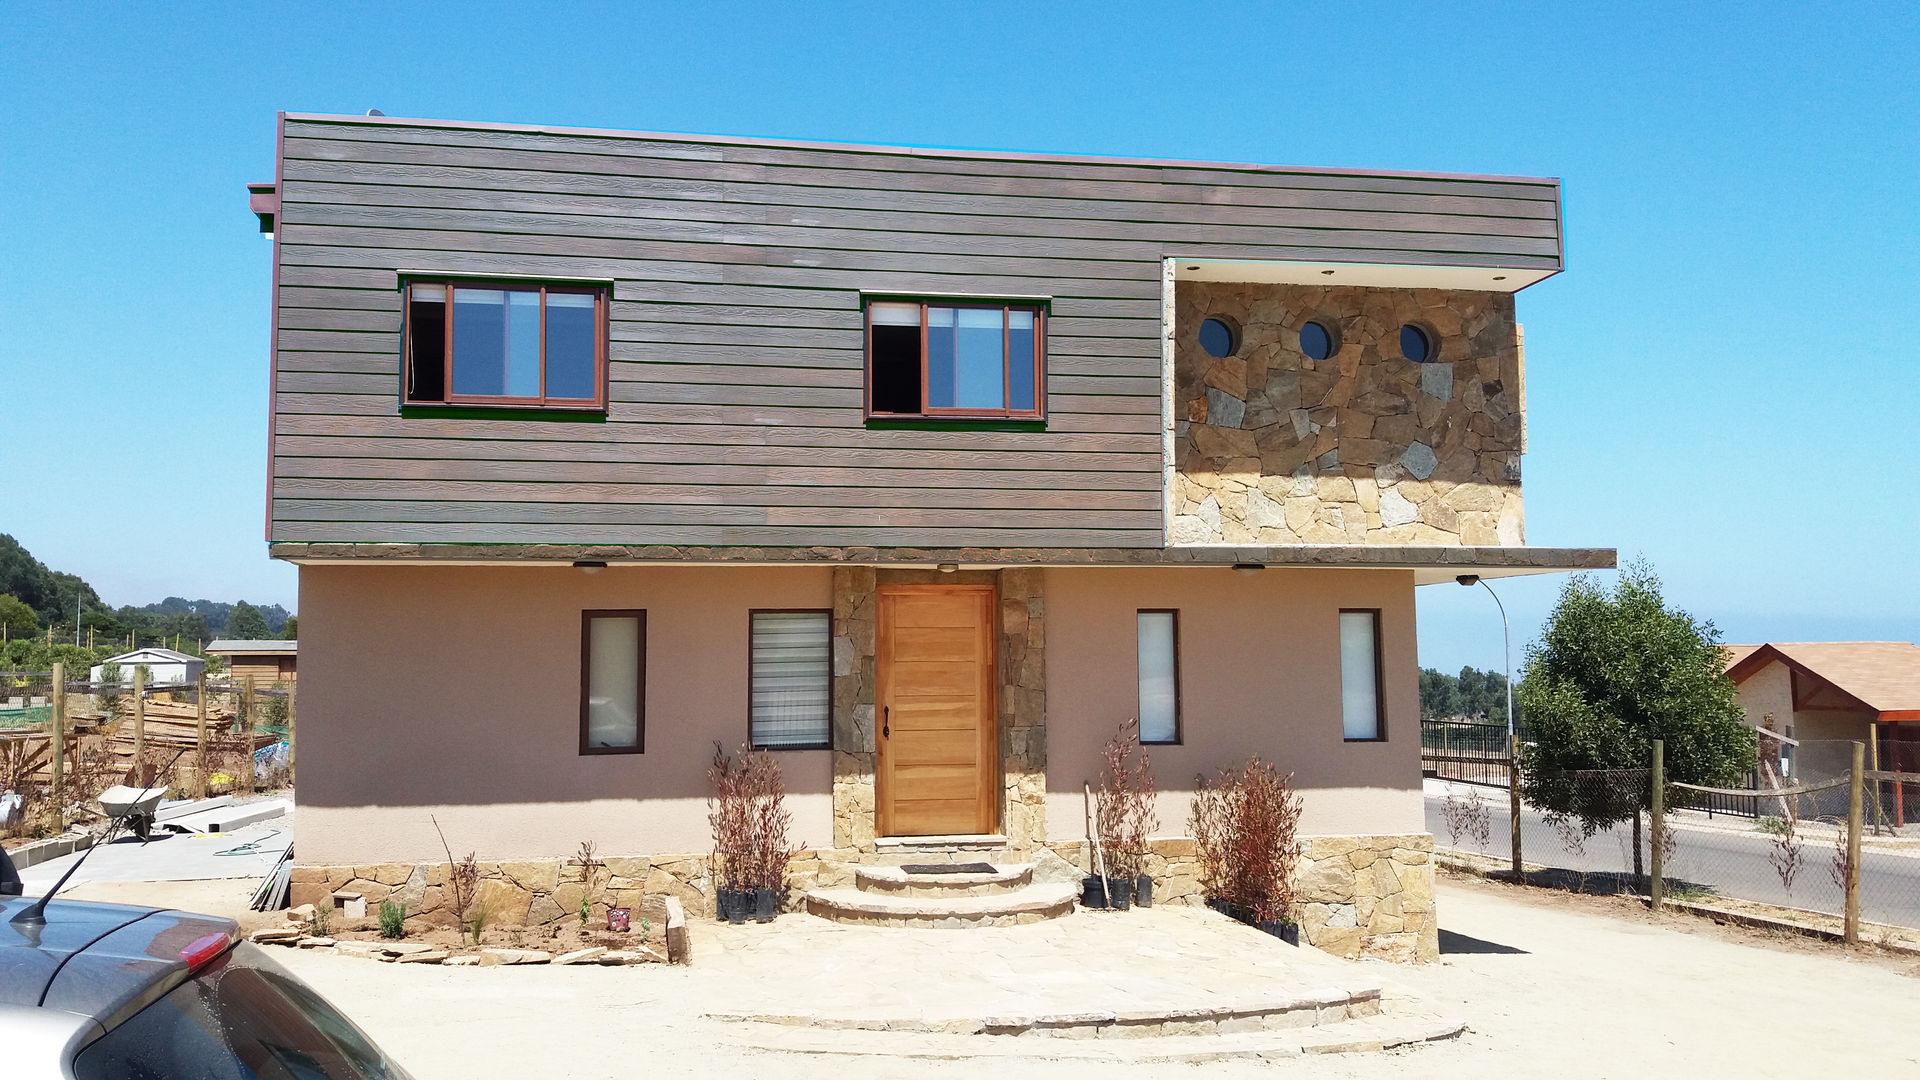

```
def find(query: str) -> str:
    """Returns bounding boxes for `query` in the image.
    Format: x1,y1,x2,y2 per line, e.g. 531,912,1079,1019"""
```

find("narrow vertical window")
581,611,644,754
1340,610,1383,741
749,610,832,749
1137,610,1179,744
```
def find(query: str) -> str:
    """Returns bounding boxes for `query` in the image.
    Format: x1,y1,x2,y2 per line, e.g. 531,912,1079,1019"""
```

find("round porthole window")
1399,324,1434,364
1198,317,1238,358
1299,321,1335,361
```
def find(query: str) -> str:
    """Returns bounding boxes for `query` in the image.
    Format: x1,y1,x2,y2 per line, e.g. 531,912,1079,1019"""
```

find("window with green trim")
404,281,608,409
866,300,1045,420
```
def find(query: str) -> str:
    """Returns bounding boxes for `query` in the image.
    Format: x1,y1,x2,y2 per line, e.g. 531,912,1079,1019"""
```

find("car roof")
0,897,237,1023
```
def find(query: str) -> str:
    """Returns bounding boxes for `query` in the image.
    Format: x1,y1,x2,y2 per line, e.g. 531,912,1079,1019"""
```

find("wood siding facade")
268,114,1562,551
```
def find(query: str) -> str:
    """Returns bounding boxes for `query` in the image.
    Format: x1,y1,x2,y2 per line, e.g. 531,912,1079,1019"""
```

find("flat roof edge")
270,542,1615,572
278,113,1562,190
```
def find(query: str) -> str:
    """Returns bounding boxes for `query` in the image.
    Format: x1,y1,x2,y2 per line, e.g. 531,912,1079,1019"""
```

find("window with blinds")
750,610,832,749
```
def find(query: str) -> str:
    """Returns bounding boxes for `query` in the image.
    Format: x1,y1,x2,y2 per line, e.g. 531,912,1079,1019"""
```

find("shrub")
1094,719,1157,880
1189,757,1303,925
708,742,797,893
572,840,604,926
431,814,486,944
378,900,406,939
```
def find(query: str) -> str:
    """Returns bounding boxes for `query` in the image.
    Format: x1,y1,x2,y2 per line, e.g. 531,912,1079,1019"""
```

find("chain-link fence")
2,665,295,842
1427,741,1920,936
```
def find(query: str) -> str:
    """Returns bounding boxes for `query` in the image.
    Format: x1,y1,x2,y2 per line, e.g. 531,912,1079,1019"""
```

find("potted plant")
708,742,796,924
1093,720,1159,909
1190,756,1303,944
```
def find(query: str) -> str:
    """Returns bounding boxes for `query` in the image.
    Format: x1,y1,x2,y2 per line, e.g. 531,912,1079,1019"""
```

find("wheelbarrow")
97,784,166,840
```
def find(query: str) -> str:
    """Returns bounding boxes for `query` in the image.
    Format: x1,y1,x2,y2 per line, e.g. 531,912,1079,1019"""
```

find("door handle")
883,705,890,739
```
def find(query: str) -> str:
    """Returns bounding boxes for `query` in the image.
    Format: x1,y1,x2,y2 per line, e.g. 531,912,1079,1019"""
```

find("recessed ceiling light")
1187,266,1200,270
1493,275,1507,281
1321,270,1336,275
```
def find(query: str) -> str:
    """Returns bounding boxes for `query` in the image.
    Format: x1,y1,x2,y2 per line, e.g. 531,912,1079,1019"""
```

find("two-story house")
253,113,1611,961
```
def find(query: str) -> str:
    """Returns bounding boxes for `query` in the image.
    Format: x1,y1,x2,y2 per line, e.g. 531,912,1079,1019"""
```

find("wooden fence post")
1650,740,1665,912
1509,732,1523,880
241,676,256,797
132,665,147,786
1845,741,1863,945
50,661,66,833
286,680,297,788
195,669,209,799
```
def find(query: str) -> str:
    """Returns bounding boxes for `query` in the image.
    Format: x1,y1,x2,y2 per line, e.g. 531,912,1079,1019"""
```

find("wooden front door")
876,584,998,837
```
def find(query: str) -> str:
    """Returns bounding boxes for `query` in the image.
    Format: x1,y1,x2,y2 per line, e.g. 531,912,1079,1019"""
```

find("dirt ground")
247,869,1920,1079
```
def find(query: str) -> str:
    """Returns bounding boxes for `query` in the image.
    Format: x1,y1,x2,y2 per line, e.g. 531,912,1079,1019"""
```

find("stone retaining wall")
293,831,1435,963
1172,280,1524,547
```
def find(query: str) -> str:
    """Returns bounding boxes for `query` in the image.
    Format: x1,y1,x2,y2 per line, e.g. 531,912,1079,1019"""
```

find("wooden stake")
1509,733,1524,880
241,675,256,796
1650,740,1665,912
1845,741,1863,945
286,680,297,787
133,665,147,786
195,668,209,799
50,661,66,833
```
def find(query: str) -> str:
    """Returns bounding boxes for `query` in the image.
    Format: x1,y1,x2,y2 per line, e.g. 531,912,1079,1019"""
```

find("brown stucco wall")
1041,566,1423,840
296,563,836,865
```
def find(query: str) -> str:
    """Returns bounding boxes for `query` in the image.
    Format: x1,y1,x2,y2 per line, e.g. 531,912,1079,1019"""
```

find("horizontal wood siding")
271,116,1562,549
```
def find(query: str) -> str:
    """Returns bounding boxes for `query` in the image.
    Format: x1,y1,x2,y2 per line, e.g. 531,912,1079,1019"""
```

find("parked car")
1,852,411,1080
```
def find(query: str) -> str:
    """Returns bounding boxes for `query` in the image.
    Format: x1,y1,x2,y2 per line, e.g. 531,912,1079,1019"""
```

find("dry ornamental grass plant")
1190,757,1304,925
572,840,605,926
1094,719,1158,881
708,742,797,894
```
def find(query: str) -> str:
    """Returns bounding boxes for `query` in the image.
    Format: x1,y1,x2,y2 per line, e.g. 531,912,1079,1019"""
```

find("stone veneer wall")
1171,280,1525,546
292,834,1435,963
1043,833,1436,963
829,566,1047,855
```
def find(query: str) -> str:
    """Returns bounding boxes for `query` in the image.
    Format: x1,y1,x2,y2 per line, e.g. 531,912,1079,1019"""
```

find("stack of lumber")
7,699,273,786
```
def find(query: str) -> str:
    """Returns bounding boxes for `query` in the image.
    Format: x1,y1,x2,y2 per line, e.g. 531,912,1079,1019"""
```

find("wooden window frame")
1137,608,1182,745
1340,608,1387,743
579,609,646,756
746,608,834,751
403,280,610,410
863,300,1047,420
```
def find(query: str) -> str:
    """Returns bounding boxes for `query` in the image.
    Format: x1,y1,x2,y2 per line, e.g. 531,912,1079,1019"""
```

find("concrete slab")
19,812,294,891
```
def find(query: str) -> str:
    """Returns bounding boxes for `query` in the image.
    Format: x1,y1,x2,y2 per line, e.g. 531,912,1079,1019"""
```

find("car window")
72,942,408,1080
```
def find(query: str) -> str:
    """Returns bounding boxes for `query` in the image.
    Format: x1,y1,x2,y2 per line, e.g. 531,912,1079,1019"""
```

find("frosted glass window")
1137,611,1179,743
750,611,831,749
583,614,643,752
1340,611,1382,740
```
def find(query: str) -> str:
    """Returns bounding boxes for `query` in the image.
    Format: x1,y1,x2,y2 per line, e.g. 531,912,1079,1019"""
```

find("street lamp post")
1458,575,1521,878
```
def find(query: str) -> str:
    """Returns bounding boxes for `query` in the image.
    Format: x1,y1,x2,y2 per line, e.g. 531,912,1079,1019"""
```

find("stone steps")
851,863,1032,897
716,1009,1465,1063
708,982,1382,1037
803,880,1078,928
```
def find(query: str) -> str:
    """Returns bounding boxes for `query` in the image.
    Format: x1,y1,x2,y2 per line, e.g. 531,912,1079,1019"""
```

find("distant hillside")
0,533,291,647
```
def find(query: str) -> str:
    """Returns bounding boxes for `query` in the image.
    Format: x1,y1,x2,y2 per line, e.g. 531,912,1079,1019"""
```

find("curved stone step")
708,982,1381,1037
715,1011,1465,1063
804,881,1077,927
853,863,1031,897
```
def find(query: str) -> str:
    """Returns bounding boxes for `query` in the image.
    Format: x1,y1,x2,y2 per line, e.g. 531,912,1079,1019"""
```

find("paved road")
1424,788,1920,929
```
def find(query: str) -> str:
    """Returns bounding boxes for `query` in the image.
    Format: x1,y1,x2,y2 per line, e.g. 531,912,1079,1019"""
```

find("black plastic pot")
1081,875,1109,909
1104,876,1131,911
717,887,753,924
753,887,778,923
1204,897,1299,944
1134,875,1153,908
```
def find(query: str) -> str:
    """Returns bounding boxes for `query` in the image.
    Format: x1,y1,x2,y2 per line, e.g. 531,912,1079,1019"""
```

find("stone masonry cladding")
1172,280,1525,547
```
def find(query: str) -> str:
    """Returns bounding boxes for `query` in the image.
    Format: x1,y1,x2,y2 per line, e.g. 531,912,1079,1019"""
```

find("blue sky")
2,3,1914,672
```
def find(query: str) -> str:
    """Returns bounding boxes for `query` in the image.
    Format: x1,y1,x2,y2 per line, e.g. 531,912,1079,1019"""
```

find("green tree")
1418,669,1459,719
281,615,298,640
226,601,271,640
0,594,39,639
1517,561,1753,878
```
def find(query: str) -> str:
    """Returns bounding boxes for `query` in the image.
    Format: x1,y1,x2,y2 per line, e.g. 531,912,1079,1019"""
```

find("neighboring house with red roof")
1723,642,1920,819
